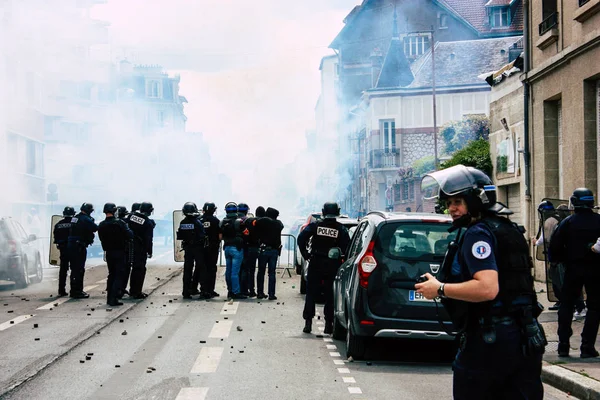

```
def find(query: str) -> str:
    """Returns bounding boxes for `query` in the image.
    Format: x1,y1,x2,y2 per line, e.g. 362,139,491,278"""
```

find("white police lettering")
317,227,339,238
71,217,78,224
57,223,71,229
471,241,492,259
180,224,194,230
203,222,210,228
130,215,145,225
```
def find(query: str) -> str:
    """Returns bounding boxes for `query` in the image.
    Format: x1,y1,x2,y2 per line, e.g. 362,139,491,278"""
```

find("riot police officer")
177,202,208,299
237,202,252,295
98,203,133,306
255,207,284,300
200,202,221,298
415,165,544,399
298,202,350,333
67,203,98,299
54,206,75,297
116,206,129,220
128,201,155,299
240,206,265,297
118,203,138,297
549,188,600,358
220,202,247,300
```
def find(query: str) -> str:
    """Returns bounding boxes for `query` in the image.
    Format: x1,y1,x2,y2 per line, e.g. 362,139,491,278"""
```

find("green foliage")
412,156,436,176
441,138,493,177
440,114,490,154
397,167,414,181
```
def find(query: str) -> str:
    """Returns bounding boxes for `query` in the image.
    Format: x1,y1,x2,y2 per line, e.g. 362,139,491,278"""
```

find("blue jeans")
257,249,278,297
224,246,243,294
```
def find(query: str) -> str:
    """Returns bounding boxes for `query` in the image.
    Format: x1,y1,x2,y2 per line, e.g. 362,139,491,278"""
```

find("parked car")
299,217,359,295
0,217,43,288
332,211,458,359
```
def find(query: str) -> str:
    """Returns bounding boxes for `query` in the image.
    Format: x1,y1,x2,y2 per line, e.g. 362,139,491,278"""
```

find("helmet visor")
421,165,478,200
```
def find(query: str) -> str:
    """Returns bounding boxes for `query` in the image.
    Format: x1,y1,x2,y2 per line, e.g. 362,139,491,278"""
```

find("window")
157,110,165,126
402,181,409,201
146,80,162,98
381,120,396,153
403,34,431,58
490,7,510,27
438,13,448,29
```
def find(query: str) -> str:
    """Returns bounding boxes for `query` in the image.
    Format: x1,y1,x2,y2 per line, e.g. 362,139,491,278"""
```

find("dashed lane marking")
326,344,337,350
191,347,224,374
220,302,239,315
37,297,70,310
175,387,209,400
95,278,107,284
208,320,233,338
348,387,363,394
333,360,346,365
337,368,351,374
316,321,324,325
323,338,333,342
343,377,356,383
329,352,341,357
0,314,35,331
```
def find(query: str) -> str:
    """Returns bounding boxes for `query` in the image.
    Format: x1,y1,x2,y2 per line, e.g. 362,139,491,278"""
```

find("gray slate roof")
376,37,414,89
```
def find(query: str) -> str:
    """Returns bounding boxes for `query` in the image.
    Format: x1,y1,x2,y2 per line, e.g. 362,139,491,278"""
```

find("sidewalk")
536,281,600,399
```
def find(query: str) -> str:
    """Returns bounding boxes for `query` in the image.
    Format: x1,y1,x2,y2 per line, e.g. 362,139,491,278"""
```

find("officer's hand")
414,273,441,300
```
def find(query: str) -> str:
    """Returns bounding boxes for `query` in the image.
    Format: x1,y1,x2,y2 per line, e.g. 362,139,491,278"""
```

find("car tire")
14,257,30,289
300,275,306,294
31,254,43,283
346,316,366,360
332,314,346,340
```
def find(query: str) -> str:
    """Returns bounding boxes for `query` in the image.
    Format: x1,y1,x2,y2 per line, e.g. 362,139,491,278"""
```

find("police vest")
128,212,148,240
311,220,343,257
177,216,205,245
98,218,129,251
54,217,72,246
69,213,95,245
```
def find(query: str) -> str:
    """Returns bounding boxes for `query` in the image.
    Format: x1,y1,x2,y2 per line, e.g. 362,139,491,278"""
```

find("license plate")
409,290,433,302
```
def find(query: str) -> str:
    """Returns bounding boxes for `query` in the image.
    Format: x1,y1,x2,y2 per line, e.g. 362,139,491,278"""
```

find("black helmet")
103,202,117,214
62,206,75,217
131,202,141,212
537,200,554,212
203,202,216,214
570,188,595,209
116,206,128,218
322,202,341,218
224,202,238,215
140,202,154,216
421,165,497,215
255,206,266,218
182,202,200,216
80,202,94,215
238,203,249,216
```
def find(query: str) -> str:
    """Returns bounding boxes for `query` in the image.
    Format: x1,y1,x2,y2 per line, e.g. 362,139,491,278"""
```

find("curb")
0,268,182,397
542,362,600,400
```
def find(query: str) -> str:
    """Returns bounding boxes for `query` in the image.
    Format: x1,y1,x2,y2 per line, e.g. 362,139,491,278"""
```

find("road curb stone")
542,362,600,400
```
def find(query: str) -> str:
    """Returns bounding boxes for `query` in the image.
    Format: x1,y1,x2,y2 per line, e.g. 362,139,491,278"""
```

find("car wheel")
14,257,30,289
346,316,366,360
332,314,346,341
31,255,43,283
300,275,307,294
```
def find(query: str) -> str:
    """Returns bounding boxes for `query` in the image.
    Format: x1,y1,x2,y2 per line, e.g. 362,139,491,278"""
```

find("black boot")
324,321,333,335
558,342,570,357
303,319,312,333
581,346,599,358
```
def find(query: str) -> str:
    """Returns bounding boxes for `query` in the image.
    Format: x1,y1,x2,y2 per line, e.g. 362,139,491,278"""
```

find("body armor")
310,219,343,258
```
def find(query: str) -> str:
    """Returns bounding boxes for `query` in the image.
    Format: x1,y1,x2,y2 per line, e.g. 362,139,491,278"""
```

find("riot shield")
48,215,62,266
173,210,185,262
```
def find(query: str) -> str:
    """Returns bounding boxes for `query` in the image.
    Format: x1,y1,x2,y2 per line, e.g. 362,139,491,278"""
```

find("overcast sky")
92,0,358,204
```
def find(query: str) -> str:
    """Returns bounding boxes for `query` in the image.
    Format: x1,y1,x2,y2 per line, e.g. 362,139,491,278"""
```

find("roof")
407,36,522,89
367,211,452,222
435,0,523,35
485,0,512,5
375,37,414,89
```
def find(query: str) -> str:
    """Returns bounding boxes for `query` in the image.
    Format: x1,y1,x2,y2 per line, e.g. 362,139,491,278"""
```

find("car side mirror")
328,247,341,260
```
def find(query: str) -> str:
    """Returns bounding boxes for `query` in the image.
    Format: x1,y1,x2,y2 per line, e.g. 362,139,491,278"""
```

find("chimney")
370,47,384,88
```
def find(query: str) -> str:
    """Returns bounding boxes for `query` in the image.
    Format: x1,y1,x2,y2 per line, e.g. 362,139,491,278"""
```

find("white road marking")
95,278,107,284
208,320,233,338
348,387,362,394
220,302,239,315
83,284,99,292
191,347,223,373
343,377,356,383
175,387,209,400
37,297,70,310
0,315,34,331
333,360,346,365
316,321,324,325
323,338,333,342
329,352,341,357
337,368,351,374
318,326,324,331
326,344,337,350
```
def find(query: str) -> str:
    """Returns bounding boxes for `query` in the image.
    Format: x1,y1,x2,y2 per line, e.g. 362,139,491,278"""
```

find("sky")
92,0,359,207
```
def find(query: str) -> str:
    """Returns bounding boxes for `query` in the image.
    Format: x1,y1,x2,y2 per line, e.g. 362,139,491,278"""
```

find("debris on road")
121,330,128,336
237,326,243,331
33,323,38,328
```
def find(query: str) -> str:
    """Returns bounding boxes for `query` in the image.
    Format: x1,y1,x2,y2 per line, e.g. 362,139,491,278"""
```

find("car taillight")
8,240,17,253
359,241,377,288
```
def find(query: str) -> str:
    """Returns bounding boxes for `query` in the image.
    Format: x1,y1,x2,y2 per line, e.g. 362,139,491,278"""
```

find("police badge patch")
317,227,339,238
130,215,145,225
472,241,492,259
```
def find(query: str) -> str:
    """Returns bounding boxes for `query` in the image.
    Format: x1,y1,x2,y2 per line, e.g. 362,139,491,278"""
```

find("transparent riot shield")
49,215,62,266
535,198,571,302
173,210,185,262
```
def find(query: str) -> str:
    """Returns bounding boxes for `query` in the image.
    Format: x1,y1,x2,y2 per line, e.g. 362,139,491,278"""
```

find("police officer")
118,203,137,298
549,188,600,358
67,203,98,299
415,165,544,399
237,202,252,295
128,201,155,299
98,203,133,306
54,206,75,297
255,207,284,300
220,202,247,300
177,202,208,299
116,206,129,220
240,206,265,297
298,202,350,334
200,202,221,298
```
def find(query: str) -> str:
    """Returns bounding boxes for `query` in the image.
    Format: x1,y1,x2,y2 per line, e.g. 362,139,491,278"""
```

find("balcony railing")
579,0,590,6
539,12,558,35
368,149,400,169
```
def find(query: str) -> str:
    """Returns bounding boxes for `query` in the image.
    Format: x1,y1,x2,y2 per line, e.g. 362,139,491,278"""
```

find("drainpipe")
523,0,531,201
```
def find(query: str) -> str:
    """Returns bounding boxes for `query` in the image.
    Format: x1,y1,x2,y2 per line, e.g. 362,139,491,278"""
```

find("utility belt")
183,238,208,248
260,243,281,254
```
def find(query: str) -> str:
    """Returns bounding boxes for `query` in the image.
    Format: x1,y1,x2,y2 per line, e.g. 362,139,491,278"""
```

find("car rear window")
376,222,456,260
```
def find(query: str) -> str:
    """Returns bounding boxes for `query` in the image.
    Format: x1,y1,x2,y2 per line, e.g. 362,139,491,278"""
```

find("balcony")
536,13,559,50
368,149,400,169
574,0,600,22
539,12,558,35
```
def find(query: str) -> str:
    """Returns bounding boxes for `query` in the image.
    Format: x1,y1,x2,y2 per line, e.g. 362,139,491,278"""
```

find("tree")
440,114,490,154
441,138,493,177
412,156,436,176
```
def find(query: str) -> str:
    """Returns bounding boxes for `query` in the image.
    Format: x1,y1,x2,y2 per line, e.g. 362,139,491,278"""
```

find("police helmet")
62,206,75,217
238,203,249,216
140,202,154,216
131,203,141,212
570,188,595,209
203,202,216,214
537,200,554,212
182,202,200,216
116,206,128,218
80,202,94,215
322,202,341,218
255,206,266,218
421,165,497,215
224,202,238,215
103,202,117,214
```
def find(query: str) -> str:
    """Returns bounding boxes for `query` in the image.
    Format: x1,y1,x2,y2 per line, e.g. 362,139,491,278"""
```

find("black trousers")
204,246,220,293
106,250,125,303
67,242,87,294
240,247,259,294
129,246,147,296
184,245,205,295
303,262,335,322
57,245,71,293
558,265,600,348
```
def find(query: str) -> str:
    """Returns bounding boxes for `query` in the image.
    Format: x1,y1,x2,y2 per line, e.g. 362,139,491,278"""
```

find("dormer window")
402,33,431,59
489,6,511,27
146,80,162,99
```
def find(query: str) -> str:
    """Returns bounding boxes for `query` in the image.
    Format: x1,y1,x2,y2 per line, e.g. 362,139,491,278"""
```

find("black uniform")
127,211,154,297
98,216,133,304
177,215,207,297
240,216,261,296
549,208,600,354
200,213,221,295
298,218,350,322
53,217,72,295
67,213,98,296
118,212,134,297
255,209,284,298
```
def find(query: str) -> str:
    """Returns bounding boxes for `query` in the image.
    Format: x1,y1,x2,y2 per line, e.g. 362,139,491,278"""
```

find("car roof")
366,211,452,223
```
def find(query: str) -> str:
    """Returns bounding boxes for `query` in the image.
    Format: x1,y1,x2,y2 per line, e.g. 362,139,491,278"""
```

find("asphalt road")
0,250,578,400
